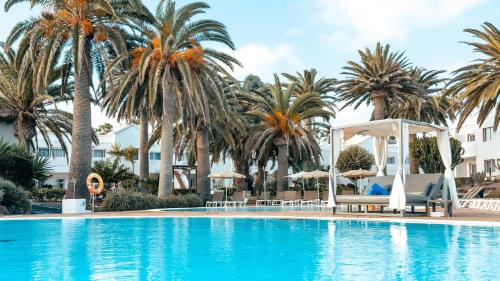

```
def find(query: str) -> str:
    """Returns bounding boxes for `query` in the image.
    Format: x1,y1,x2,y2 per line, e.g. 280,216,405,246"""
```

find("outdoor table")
427,199,453,217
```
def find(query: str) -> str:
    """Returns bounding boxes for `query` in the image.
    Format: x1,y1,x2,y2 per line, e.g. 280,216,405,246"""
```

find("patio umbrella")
302,170,330,202
208,171,246,205
341,169,376,194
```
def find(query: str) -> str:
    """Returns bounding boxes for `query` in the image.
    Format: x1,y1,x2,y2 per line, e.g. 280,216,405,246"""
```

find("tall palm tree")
389,67,453,173
282,68,336,131
129,1,239,197
246,75,334,191
0,43,73,153
5,0,143,199
447,22,500,130
337,43,413,120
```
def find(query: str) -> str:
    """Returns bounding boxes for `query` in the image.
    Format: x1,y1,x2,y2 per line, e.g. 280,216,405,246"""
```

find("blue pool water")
1,218,499,281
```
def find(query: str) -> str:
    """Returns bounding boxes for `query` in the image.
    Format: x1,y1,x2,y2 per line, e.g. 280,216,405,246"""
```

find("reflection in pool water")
0,218,499,280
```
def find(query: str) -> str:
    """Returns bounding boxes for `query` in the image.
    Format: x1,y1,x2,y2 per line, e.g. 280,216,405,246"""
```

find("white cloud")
225,43,301,81
314,0,486,49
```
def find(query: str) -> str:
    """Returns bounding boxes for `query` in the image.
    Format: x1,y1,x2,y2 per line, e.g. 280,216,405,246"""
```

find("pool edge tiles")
2,212,500,227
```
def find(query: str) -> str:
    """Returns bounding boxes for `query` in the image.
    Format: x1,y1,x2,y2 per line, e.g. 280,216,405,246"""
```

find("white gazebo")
328,119,460,210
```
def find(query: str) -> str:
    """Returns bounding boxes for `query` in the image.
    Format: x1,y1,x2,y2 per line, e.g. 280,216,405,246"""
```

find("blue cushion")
368,183,390,195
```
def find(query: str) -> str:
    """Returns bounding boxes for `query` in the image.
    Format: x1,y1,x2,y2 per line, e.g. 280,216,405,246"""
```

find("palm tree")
0,43,73,153
5,0,143,199
246,75,334,191
337,43,413,120
389,67,453,173
129,1,239,197
447,22,500,130
282,68,336,131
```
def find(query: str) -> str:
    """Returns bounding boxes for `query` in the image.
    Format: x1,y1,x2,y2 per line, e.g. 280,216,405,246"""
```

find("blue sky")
1,0,499,126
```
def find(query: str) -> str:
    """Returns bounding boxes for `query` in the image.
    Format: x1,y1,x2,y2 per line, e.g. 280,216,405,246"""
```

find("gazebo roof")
332,119,448,140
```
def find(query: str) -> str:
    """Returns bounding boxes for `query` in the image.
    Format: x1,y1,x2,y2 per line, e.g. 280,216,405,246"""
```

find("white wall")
0,122,17,144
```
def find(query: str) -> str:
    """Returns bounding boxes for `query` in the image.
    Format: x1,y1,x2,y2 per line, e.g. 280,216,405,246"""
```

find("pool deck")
3,208,500,226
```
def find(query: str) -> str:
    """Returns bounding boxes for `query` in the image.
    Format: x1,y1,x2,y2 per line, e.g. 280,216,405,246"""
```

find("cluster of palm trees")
0,0,497,201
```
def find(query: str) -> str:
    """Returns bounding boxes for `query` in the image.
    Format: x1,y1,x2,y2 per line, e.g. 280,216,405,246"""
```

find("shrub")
102,188,157,211
156,195,186,208
0,178,31,214
410,137,464,173
102,188,204,211
182,193,203,207
172,189,197,196
0,139,52,192
336,145,375,173
32,188,66,201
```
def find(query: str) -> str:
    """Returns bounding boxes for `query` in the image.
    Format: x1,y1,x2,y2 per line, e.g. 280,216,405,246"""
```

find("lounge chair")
225,191,247,207
334,173,444,215
206,191,224,207
256,191,271,206
272,191,285,206
301,191,320,206
321,191,329,206
281,191,301,206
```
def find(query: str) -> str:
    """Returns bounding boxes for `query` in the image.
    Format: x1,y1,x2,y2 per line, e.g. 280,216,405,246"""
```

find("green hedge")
32,188,66,201
102,188,203,211
0,177,31,215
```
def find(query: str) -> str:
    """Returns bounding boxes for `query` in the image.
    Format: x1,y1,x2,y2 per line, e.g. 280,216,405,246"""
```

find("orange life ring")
87,173,104,195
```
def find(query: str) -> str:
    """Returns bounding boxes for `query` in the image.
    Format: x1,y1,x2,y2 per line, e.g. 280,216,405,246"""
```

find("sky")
0,0,499,128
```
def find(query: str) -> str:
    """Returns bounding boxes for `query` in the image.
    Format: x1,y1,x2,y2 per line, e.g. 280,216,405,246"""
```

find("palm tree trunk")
139,108,149,190
305,117,313,132
67,40,92,200
158,69,175,197
233,156,246,190
275,137,289,192
254,165,265,193
196,123,211,200
370,90,387,120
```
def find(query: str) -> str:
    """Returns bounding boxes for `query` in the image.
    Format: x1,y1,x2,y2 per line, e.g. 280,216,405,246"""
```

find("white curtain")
437,130,460,208
389,122,408,210
373,136,388,176
328,129,343,208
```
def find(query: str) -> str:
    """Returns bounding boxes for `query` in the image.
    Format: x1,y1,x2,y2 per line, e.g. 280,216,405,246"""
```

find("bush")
156,195,186,208
0,178,31,215
182,193,203,207
102,188,204,211
410,137,464,173
172,189,197,196
32,188,66,201
102,188,157,211
336,145,375,173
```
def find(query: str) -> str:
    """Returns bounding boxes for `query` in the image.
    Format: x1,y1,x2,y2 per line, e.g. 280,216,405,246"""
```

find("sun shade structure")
328,119,460,210
208,171,246,179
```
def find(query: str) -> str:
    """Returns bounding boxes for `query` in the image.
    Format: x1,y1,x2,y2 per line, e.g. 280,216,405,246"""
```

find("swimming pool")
1,218,499,280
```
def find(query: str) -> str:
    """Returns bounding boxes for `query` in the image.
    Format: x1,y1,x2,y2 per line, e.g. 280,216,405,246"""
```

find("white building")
0,123,232,189
451,113,500,178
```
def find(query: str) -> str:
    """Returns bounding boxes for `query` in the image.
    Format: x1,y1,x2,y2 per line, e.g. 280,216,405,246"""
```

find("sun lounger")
281,191,301,206
256,191,271,206
301,191,320,206
321,191,329,206
224,191,247,207
334,173,444,215
206,191,225,207
272,191,285,205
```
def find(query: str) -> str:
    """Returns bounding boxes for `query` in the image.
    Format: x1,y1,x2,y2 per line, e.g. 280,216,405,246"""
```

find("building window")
93,149,106,158
57,179,64,189
467,134,475,142
386,157,395,164
150,152,161,160
468,163,477,176
485,159,496,175
38,148,50,157
52,148,65,158
483,127,493,142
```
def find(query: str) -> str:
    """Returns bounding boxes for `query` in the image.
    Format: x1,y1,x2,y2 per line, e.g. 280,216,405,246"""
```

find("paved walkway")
3,208,500,224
